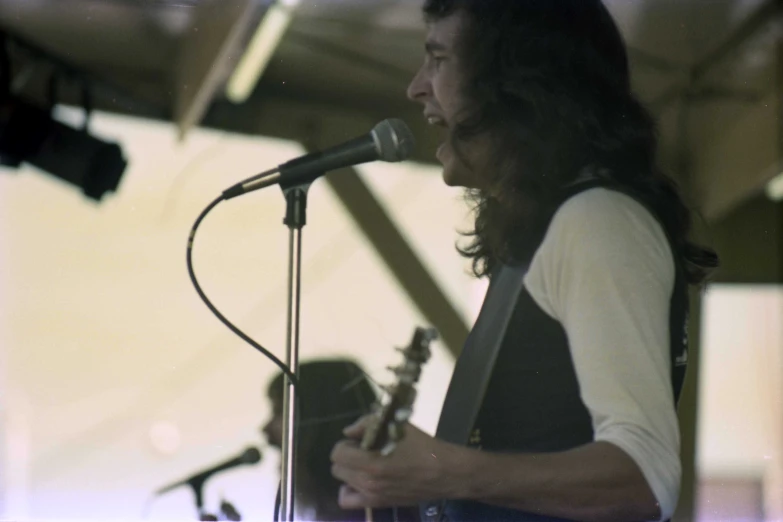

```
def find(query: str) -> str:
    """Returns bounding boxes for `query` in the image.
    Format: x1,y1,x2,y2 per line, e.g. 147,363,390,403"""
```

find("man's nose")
407,66,430,103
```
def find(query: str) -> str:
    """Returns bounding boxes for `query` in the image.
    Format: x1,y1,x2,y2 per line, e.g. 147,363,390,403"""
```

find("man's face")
261,395,283,449
407,10,485,189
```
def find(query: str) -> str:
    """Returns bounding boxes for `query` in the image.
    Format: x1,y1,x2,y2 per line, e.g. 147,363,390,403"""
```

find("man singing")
331,1,718,521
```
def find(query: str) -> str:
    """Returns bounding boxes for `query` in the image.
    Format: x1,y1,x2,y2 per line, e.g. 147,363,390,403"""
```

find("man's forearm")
441,441,661,522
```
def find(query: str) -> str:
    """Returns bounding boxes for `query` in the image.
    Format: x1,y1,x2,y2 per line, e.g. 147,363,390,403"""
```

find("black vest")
422,182,689,522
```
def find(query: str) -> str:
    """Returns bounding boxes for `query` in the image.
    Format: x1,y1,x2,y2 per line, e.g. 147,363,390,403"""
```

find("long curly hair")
423,0,718,284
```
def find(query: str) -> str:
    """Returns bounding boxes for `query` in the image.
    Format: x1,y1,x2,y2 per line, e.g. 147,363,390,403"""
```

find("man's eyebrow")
425,40,448,54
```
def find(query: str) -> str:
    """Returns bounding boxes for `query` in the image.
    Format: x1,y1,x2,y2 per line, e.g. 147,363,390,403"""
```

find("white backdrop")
2,108,780,522
0,108,487,521
697,285,783,520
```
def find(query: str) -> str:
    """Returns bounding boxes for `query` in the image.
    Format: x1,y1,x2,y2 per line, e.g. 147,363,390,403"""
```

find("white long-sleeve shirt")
523,187,681,521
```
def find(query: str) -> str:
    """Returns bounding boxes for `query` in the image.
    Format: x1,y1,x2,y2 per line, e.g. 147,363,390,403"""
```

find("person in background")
263,359,378,522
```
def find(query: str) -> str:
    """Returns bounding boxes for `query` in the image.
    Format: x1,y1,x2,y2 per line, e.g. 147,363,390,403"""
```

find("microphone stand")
188,477,208,519
278,180,310,522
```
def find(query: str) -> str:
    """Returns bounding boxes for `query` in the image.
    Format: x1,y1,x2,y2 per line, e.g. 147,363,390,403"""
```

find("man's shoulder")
531,186,673,273
546,186,667,246
554,186,653,227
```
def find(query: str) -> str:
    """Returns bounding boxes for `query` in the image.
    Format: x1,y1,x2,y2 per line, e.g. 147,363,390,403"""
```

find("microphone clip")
282,183,311,229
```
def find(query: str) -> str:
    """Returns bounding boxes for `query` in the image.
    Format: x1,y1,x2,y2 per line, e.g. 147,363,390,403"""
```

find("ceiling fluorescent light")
225,0,299,104
766,171,783,202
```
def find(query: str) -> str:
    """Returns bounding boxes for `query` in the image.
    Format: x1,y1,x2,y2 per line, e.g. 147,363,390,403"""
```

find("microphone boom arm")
219,119,415,201
154,447,261,516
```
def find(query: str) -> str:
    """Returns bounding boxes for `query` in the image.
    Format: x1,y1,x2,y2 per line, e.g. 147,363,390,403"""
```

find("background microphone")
155,446,262,496
222,118,415,200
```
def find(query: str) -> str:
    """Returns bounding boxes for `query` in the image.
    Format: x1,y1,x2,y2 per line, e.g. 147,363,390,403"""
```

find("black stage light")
0,95,127,201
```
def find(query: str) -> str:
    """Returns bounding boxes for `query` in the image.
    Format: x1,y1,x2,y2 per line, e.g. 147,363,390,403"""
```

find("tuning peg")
422,327,439,340
394,408,412,422
380,441,397,457
387,365,410,377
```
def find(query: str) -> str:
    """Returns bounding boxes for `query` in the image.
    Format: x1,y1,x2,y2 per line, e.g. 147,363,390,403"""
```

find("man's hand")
331,417,662,522
330,416,464,510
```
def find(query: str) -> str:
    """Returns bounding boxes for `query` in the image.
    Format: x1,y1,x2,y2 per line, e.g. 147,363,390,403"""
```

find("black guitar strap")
434,263,529,445
421,264,528,522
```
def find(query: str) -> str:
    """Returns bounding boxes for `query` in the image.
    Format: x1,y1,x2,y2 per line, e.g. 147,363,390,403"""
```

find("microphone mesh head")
372,119,416,162
241,447,262,464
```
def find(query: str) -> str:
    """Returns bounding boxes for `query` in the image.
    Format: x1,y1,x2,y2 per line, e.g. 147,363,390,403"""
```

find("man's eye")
432,56,446,67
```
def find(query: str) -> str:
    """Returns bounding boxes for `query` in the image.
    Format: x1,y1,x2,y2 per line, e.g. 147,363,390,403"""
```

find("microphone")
155,446,262,496
222,118,415,199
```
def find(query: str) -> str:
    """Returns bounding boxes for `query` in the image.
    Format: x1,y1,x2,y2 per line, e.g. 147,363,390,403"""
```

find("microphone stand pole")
278,181,310,522
188,478,208,520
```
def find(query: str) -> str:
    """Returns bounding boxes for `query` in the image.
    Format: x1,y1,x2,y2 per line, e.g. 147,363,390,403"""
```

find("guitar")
360,326,438,522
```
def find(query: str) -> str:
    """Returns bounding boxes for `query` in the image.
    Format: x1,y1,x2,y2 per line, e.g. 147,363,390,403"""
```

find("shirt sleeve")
523,188,681,521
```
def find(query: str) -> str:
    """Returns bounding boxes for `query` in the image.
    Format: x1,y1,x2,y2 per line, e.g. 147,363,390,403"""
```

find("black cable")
187,193,301,519
186,194,298,387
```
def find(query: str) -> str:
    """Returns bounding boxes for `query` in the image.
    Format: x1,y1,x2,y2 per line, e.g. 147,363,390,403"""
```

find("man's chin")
442,167,478,189
441,167,462,187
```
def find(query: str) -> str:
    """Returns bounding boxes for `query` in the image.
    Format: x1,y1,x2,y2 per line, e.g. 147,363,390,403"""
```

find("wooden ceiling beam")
687,78,781,221
173,0,259,139
323,166,470,358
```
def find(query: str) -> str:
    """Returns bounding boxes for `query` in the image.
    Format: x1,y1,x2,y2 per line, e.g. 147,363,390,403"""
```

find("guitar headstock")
360,327,437,456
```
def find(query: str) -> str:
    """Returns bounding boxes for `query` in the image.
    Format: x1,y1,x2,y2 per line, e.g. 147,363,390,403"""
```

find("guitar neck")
359,327,436,522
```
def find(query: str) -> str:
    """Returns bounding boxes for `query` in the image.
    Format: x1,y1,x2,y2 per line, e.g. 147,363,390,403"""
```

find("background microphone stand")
186,475,209,519
278,180,311,522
